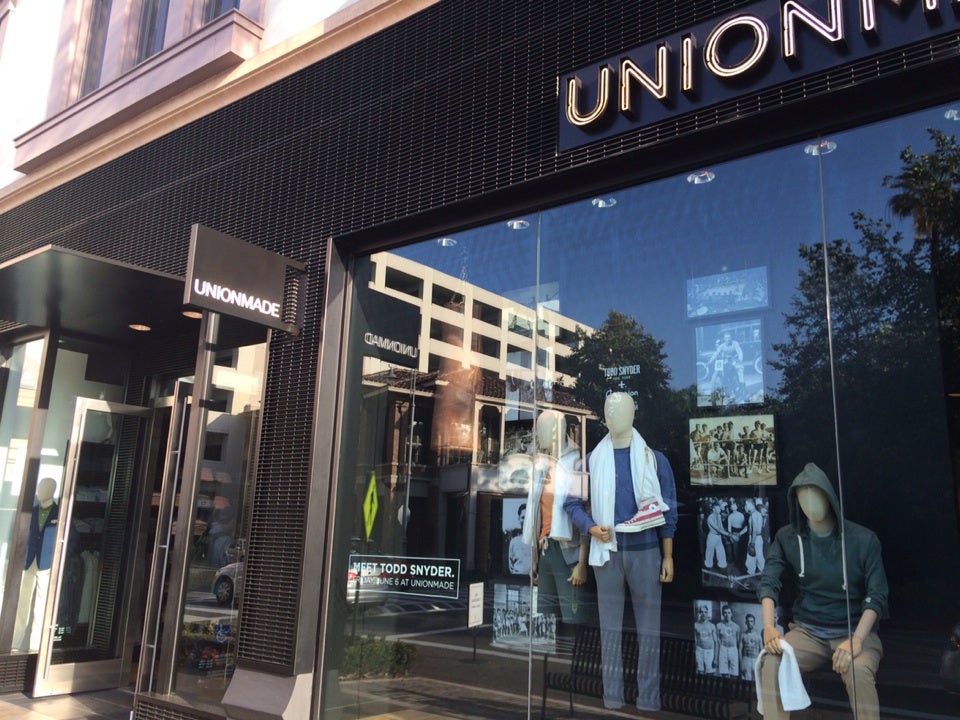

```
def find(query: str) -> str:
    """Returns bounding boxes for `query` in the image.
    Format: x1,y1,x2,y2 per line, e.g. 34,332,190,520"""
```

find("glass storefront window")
174,341,266,704
5,340,127,655
0,339,45,617
324,101,960,718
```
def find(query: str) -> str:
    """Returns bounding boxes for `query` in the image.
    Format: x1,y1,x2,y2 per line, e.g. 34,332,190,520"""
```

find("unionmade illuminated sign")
559,0,959,150
184,224,306,334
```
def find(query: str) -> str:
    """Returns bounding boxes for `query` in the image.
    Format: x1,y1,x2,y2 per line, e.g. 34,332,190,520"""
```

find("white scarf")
587,429,665,567
755,640,811,715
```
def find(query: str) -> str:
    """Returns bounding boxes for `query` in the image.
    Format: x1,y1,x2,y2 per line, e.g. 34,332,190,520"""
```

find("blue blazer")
24,501,59,571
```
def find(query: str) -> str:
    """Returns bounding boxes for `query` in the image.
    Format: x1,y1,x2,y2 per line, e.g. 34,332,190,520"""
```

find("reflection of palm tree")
883,129,960,391
884,130,960,287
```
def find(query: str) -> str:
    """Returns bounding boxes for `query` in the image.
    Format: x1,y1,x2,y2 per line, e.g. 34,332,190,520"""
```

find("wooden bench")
541,624,754,720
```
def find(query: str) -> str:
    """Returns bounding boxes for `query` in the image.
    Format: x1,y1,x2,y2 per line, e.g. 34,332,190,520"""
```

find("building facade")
1,1,959,719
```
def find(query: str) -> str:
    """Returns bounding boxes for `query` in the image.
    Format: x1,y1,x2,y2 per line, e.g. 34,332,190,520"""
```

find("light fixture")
507,218,530,230
804,139,837,156
591,197,617,208
436,237,457,248
128,323,152,332
945,109,960,121
686,170,715,184
182,309,203,319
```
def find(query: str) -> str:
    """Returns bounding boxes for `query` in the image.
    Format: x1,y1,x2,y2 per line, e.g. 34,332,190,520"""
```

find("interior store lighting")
182,309,203,319
591,197,617,208
507,219,530,230
686,170,715,184
128,323,152,332
804,139,837,156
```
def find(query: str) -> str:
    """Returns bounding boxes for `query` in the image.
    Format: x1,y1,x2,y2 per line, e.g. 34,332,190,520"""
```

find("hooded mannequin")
563,392,678,711
14,477,59,652
756,463,888,719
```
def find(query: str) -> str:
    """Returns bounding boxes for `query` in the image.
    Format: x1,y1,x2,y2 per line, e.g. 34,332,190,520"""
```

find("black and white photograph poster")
503,497,533,576
689,414,777,486
693,599,776,680
686,266,769,318
491,583,556,653
695,319,765,407
697,495,771,593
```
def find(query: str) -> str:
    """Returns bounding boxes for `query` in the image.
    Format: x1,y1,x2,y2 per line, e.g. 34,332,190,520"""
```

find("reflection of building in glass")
357,252,594,572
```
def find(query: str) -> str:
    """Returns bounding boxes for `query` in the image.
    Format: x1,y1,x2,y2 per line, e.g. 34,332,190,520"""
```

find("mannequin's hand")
589,525,611,543
832,637,861,674
659,557,674,583
762,625,783,655
568,562,586,586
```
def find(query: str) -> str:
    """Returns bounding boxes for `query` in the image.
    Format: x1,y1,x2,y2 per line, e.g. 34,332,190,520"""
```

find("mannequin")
521,410,588,629
563,392,677,711
14,477,59,652
756,463,887,719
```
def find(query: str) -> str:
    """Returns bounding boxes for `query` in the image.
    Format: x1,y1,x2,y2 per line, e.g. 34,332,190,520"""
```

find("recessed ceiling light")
686,170,715,184
507,219,530,230
128,323,152,332
591,197,617,208
804,139,837,156
182,309,203,319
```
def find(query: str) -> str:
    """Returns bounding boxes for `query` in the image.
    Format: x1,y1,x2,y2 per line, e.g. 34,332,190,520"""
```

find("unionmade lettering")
193,279,281,318
364,332,420,359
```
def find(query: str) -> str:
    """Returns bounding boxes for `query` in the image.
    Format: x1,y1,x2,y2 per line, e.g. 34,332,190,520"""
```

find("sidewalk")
0,686,133,720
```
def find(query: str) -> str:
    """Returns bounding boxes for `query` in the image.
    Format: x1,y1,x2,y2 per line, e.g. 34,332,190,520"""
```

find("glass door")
31,398,153,697
137,381,192,694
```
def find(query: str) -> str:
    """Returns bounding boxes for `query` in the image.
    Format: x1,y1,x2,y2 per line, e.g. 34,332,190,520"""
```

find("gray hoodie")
757,463,888,628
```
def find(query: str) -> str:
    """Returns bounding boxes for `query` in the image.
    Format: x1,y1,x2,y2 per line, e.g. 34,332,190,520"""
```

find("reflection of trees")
885,130,960,395
568,310,680,449
771,130,960,624
564,311,697,596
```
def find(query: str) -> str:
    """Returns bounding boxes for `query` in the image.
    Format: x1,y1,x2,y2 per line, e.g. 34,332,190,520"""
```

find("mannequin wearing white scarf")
563,393,678,711
582,393,674,582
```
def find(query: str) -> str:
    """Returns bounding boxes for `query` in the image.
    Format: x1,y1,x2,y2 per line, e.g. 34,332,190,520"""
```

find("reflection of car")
212,562,242,606
212,549,389,607
347,554,389,605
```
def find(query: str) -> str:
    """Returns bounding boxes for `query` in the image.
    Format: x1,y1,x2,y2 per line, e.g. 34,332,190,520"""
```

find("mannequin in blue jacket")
14,477,59,651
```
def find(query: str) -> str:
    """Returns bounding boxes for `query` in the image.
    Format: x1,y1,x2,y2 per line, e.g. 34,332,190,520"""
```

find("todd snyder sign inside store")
184,224,306,333
559,0,960,150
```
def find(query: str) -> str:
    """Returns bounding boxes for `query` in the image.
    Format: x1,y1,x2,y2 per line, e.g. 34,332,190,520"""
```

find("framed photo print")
686,266,769,318
689,414,777,486
695,319,765,407
697,494,771,592
693,599,774,680
502,497,533,576
492,583,556,653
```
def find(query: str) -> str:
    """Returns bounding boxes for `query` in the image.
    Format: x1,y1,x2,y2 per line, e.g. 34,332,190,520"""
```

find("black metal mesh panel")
0,655,29,693
134,697,221,720
0,0,956,677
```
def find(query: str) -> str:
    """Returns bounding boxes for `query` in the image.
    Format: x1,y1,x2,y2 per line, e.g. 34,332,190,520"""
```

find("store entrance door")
137,380,192,694
31,398,154,697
